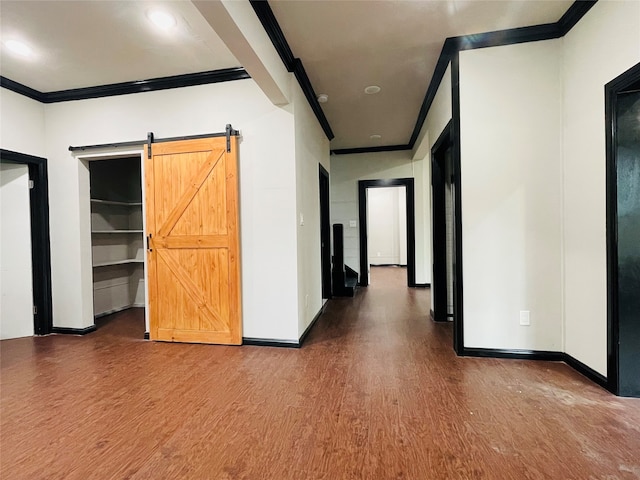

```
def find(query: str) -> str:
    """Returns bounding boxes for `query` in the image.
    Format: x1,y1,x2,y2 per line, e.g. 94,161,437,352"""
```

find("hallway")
1,267,639,479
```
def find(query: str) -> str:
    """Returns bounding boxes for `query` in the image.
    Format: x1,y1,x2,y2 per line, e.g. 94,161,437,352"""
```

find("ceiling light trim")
0,67,250,104
147,9,177,30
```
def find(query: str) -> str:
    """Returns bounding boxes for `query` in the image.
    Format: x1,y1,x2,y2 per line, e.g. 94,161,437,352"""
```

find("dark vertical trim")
358,178,416,287
605,68,619,396
0,149,53,336
431,121,452,322
605,61,640,396
451,52,464,355
319,164,332,299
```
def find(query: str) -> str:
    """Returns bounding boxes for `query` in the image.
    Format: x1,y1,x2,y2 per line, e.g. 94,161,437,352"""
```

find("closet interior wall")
89,157,145,317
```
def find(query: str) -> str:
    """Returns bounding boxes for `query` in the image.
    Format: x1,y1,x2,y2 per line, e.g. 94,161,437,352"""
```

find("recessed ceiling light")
4,39,33,58
317,93,329,103
370,134,382,140
364,85,381,95
147,9,177,30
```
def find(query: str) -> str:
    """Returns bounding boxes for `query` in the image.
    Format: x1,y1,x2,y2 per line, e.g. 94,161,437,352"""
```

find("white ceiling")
0,1,240,92
0,0,573,150
269,0,574,149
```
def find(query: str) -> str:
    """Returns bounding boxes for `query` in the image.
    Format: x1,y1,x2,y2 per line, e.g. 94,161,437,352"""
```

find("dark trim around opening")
1,68,250,104
451,53,464,355
358,178,416,288
0,149,53,336
319,164,332,300
431,120,453,324
605,61,640,396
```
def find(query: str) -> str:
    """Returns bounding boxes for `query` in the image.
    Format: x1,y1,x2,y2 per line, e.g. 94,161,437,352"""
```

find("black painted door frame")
319,164,332,299
606,62,640,397
358,178,416,287
431,125,451,324
431,119,464,354
0,149,53,335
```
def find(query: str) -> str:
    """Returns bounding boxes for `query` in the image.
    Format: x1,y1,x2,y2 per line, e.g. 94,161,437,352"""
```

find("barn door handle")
147,234,153,252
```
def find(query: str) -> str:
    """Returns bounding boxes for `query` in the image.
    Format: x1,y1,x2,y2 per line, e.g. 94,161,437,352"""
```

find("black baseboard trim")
298,305,325,346
144,332,150,340
242,306,325,349
430,309,434,321
562,353,609,390
370,263,407,268
461,347,563,361
242,338,301,348
51,325,97,336
414,283,431,288
459,347,610,391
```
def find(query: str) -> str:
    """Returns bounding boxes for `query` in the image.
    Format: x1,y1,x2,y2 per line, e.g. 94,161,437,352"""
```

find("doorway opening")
319,165,331,302
79,151,148,340
0,149,53,338
358,178,415,287
367,186,407,286
606,62,640,398
431,120,463,352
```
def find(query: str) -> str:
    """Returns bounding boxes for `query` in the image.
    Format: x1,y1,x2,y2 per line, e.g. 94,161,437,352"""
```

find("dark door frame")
431,124,452,324
431,119,464,354
319,164,332,299
358,178,416,287
0,148,53,335
606,61,640,396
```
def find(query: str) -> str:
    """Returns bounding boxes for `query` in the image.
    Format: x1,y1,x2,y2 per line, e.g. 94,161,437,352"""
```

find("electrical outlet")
299,213,304,226
349,220,357,228
519,310,530,326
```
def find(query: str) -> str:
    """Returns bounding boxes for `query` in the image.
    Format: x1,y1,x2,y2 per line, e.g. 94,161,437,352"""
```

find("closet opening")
82,152,147,339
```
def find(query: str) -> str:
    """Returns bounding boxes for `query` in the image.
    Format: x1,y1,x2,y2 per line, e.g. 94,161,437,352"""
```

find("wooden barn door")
145,136,241,344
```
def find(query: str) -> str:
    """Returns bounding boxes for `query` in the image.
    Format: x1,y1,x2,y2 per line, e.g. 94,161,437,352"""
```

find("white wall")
367,187,407,266
0,88,46,157
330,150,431,283
459,40,563,351
562,0,640,375
38,78,301,341
0,163,34,339
292,81,331,337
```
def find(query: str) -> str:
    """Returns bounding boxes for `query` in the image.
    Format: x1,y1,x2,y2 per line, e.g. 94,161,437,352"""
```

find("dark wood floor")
2,267,640,479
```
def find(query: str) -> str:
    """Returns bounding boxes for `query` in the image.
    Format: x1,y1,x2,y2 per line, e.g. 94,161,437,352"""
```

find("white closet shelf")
91,230,144,234
91,199,142,206
93,259,144,268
